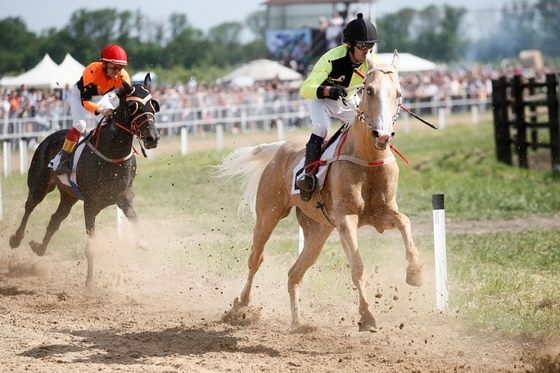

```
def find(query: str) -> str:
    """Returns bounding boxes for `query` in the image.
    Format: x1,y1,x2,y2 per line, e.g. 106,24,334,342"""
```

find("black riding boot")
55,150,73,175
296,142,322,202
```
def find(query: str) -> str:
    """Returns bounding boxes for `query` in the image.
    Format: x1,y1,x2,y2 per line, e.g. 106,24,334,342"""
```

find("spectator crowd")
0,61,554,141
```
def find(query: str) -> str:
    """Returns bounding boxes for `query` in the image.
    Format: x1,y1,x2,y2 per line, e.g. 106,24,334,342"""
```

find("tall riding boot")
54,138,77,175
296,142,323,202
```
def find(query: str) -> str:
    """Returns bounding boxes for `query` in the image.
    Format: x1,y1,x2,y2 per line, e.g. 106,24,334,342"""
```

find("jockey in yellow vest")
297,13,380,201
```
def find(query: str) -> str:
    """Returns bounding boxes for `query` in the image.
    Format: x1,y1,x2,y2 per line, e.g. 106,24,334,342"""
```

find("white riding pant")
68,86,120,132
306,95,360,139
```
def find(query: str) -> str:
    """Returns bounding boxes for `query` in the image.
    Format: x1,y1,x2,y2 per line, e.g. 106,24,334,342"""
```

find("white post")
298,225,304,255
277,119,284,141
3,141,11,177
216,124,224,151
438,108,446,130
19,139,27,175
241,110,247,133
117,207,124,237
432,194,448,312
402,111,410,134
181,127,188,155
471,105,479,125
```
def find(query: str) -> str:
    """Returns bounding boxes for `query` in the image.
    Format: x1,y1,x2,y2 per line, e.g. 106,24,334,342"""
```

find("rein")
88,92,157,162
352,67,437,130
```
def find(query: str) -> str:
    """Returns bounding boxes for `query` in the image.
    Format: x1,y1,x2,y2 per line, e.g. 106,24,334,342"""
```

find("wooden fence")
492,73,560,171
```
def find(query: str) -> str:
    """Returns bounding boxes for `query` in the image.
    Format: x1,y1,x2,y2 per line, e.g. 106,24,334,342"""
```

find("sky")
6,0,511,37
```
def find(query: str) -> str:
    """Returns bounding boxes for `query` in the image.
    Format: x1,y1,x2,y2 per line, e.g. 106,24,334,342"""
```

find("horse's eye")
150,100,160,113
127,102,139,115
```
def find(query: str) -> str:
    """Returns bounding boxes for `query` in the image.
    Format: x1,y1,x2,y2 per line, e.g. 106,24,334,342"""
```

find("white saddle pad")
291,135,342,195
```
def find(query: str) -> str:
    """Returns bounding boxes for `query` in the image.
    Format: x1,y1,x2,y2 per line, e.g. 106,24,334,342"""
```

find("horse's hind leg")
10,198,40,249
9,174,55,249
235,205,291,309
288,209,334,328
29,192,79,256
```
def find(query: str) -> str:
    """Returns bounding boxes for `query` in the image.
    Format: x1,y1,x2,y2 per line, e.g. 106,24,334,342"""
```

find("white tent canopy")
0,53,85,89
219,59,303,84
377,52,438,72
58,53,86,87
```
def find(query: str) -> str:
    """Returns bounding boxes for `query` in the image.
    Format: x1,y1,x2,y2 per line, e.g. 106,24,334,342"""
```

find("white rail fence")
1,96,490,176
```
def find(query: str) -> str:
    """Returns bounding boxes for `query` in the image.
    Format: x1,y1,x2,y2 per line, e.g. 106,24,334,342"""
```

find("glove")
96,107,114,118
328,86,347,100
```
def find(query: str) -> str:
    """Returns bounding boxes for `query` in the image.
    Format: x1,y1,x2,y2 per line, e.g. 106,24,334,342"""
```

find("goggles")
106,63,125,71
354,41,375,50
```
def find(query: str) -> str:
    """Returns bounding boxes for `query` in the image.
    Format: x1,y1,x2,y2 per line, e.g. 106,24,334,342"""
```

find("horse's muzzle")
143,135,159,149
141,122,160,149
373,130,394,150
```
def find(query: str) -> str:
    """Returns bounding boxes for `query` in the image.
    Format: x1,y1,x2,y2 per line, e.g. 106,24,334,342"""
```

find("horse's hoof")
85,278,94,288
9,235,21,249
358,320,378,333
406,264,424,287
221,299,260,326
29,241,47,256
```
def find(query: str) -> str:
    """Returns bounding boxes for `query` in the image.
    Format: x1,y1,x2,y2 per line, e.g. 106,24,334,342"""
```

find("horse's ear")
144,74,152,91
392,49,400,71
122,79,132,93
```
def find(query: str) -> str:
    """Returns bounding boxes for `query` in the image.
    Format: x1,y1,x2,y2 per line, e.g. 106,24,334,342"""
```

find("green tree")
0,17,38,74
376,8,415,53
535,0,560,56
411,5,467,62
246,10,267,41
475,0,538,61
204,22,245,67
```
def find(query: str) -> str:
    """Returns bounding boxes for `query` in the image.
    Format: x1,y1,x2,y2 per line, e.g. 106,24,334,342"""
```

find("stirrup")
297,174,316,202
55,159,72,175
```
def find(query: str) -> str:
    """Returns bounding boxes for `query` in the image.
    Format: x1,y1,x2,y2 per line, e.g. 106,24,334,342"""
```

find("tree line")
0,0,558,85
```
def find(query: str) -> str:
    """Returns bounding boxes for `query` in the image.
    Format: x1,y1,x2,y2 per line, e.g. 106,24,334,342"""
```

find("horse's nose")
373,130,394,143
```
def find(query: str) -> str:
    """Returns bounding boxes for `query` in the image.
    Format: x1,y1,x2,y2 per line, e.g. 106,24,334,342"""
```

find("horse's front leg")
117,191,147,250
393,211,423,287
84,206,100,287
338,214,377,332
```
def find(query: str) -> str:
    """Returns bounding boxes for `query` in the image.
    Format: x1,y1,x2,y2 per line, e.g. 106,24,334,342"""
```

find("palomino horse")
217,51,423,332
9,74,160,286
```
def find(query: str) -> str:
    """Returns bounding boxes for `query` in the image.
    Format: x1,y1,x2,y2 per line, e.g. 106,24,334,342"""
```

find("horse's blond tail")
215,141,285,218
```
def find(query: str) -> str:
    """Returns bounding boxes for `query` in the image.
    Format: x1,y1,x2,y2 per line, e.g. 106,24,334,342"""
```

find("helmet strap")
347,44,359,64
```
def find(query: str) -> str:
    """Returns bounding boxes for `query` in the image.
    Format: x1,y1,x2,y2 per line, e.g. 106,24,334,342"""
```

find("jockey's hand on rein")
328,86,347,101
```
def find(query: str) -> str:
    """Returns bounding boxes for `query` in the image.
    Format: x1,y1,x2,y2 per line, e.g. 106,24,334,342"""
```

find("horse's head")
358,50,401,150
116,73,160,150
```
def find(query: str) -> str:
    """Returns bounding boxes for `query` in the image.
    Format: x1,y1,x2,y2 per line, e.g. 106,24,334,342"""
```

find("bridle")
115,88,158,139
344,66,402,137
88,88,159,162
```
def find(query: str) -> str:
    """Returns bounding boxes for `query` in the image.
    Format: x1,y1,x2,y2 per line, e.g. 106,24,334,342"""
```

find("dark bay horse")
9,74,160,286
217,51,423,332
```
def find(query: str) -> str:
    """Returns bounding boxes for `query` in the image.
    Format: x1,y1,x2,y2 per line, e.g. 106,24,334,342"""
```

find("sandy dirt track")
1,127,558,373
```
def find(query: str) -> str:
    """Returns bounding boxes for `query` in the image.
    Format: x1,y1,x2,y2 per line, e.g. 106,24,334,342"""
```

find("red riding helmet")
100,44,128,66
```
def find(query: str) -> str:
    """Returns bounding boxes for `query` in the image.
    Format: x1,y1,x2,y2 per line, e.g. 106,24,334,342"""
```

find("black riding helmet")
343,13,377,49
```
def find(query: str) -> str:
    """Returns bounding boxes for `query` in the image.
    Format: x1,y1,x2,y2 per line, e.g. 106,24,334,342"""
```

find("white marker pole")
298,226,304,255
181,127,188,155
117,207,124,237
432,194,448,312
